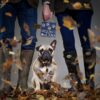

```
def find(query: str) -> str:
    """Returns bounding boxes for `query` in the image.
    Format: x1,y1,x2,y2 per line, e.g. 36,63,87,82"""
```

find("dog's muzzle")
39,50,52,66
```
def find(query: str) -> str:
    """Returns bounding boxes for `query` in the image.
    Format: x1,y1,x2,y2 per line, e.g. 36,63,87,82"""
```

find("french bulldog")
31,40,57,90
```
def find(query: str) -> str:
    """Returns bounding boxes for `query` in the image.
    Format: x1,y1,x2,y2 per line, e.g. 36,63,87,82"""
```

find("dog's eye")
40,49,44,53
49,48,53,53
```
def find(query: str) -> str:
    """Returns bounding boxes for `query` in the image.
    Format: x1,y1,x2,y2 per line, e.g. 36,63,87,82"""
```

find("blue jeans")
56,10,93,52
3,0,37,50
0,7,7,40
0,8,3,28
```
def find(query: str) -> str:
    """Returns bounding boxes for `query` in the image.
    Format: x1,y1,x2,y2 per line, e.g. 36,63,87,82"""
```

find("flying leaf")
63,16,78,30
72,2,83,10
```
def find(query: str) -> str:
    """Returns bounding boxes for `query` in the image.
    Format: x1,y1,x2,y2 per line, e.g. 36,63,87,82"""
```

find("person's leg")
0,7,5,89
3,3,16,51
1,3,16,92
17,1,37,89
77,10,96,88
56,11,82,90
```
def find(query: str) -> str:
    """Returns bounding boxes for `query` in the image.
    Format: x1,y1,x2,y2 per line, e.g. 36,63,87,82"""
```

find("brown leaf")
63,16,77,30
1,0,9,4
0,27,6,33
2,79,12,86
18,95,29,100
88,29,96,48
10,38,18,47
23,23,30,35
64,0,69,3
96,35,100,42
3,57,13,72
14,59,23,70
5,12,12,17
24,36,33,46
72,2,83,10
83,3,91,9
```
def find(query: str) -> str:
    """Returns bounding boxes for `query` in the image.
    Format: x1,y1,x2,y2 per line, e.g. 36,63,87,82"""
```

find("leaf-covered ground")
0,82,100,100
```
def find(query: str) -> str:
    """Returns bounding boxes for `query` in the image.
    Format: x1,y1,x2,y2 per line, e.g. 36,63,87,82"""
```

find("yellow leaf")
5,12,12,17
72,97,77,100
64,0,69,3
36,95,45,100
2,79,12,86
89,62,95,69
72,2,83,10
84,3,91,9
0,27,6,33
90,74,94,80
63,16,77,30
18,95,28,100
95,46,100,51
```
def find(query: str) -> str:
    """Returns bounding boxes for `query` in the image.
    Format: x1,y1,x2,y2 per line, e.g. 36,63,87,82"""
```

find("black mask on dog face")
39,50,53,66
36,40,57,66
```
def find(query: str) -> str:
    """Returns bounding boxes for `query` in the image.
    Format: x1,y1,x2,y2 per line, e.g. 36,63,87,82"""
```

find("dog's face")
36,40,57,66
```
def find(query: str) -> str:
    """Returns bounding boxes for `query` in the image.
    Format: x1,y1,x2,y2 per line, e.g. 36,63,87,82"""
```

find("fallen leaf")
36,95,45,100
96,35,100,42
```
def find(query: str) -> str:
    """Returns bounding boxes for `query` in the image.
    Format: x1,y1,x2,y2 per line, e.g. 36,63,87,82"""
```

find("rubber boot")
63,51,83,91
17,50,34,90
83,48,96,89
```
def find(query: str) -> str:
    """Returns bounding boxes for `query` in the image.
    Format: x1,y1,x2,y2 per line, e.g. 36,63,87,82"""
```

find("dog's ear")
36,45,41,51
50,40,57,50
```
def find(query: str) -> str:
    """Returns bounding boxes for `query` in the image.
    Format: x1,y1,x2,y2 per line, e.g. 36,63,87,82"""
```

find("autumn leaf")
18,95,29,100
14,59,23,70
33,24,41,29
84,3,91,9
2,79,12,86
0,27,6,33
64,0,69,3
96,35,100,42
3,57,13,72
88,29,96,48
9,51,15,55
5,12,12,17
24,36,33,46
83,36,87,42
10,37,19,47
63,16,78,30
36,95,45,100
95,46,100,51
1,0,9,4
89,62,95,69
23,23,31,36
72,2,83,10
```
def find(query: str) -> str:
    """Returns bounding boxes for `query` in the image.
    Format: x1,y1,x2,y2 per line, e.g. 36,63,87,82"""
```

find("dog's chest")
35,66,54,82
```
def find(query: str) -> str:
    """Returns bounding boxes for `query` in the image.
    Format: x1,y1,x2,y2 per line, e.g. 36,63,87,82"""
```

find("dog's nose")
42,51,52,61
